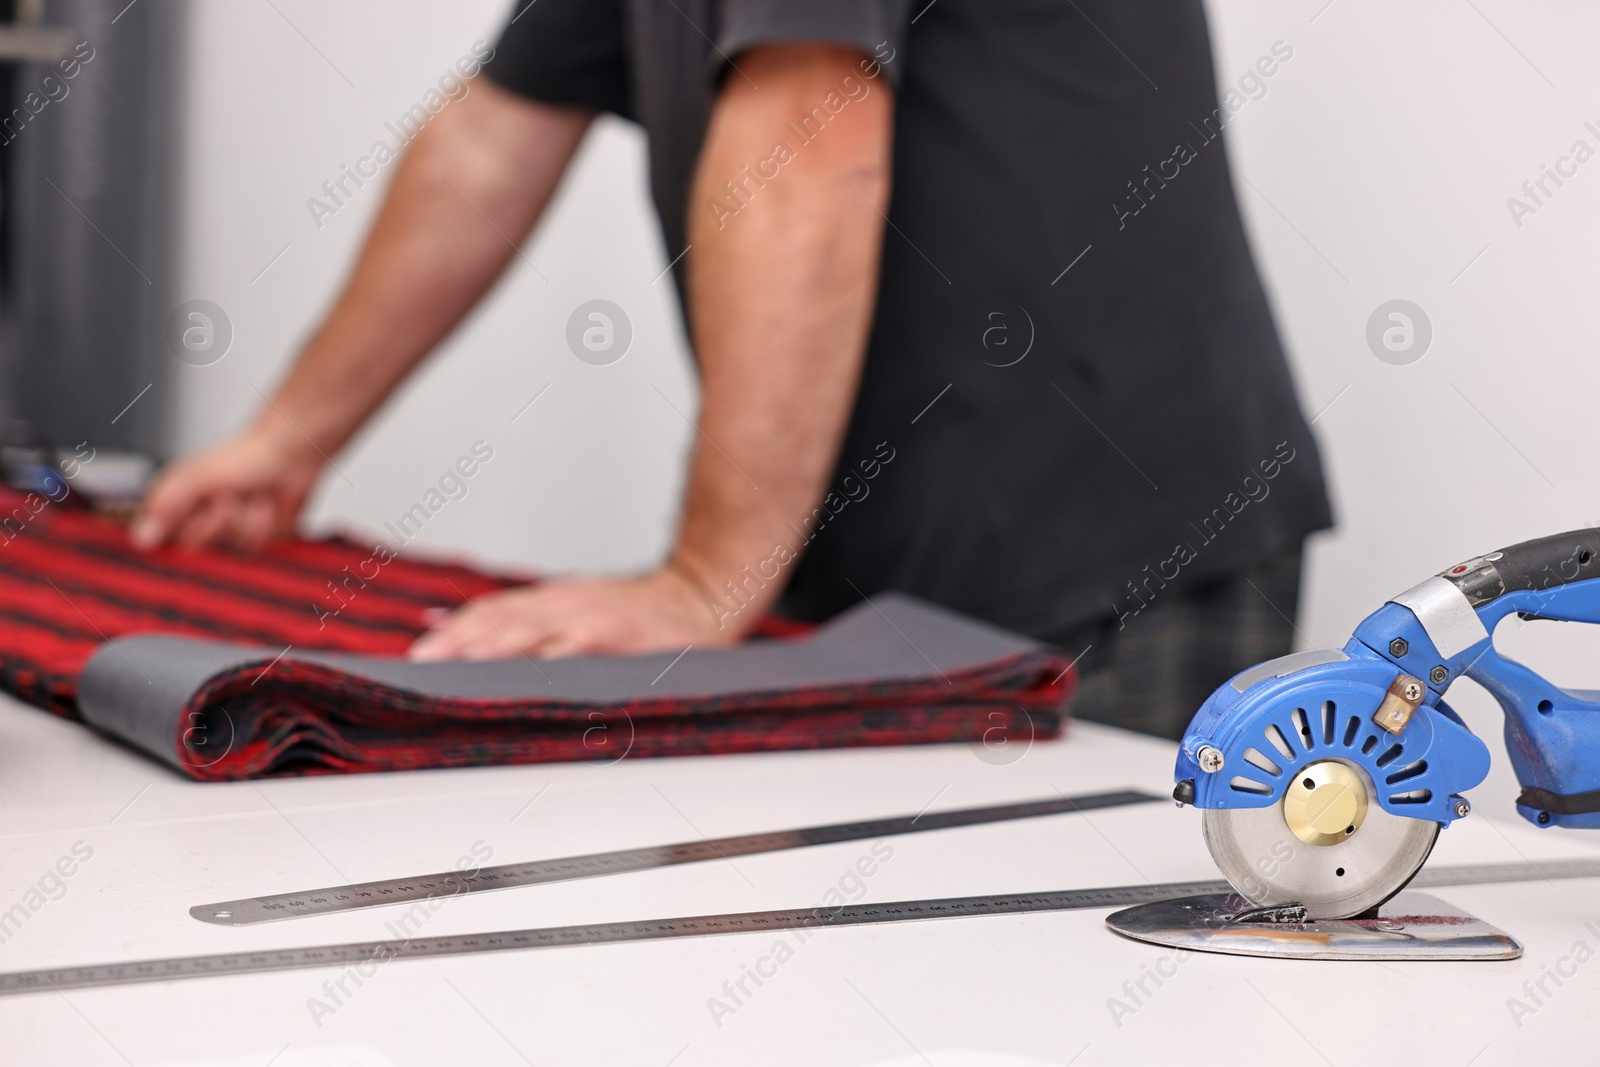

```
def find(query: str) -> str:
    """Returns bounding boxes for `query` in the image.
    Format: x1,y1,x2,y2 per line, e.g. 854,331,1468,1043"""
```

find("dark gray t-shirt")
485,0,1333,639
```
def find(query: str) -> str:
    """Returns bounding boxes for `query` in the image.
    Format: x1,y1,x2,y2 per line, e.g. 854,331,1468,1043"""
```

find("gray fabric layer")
77,593,1042,771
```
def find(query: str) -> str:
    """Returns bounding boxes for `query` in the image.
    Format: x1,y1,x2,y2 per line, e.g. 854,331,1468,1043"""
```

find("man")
133,0,1332,739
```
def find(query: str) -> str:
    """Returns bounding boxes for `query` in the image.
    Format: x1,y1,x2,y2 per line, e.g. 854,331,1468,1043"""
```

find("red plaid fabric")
0,490,1072,779
0,491,513,718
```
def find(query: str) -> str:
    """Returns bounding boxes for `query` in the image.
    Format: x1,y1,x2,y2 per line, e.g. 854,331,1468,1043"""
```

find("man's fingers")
409,577,721,662
173,494,237,549
131,468,207,550
409,595,561,661
408,621,472,661
230,493,277,553
534,630,604,659
410,607,504,661
268,487,306,540
127,512,166,551
133,485,277,553
132,429,317,551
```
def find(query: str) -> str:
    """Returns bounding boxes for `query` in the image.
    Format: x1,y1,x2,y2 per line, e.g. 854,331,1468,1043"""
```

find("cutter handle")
1344,531,1600,830
1353,531,1600,690
1443,529,1600,624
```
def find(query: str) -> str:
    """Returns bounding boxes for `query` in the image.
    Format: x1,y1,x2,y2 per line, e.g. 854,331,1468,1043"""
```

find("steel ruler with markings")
194,788,1165,926
8,858,1600,997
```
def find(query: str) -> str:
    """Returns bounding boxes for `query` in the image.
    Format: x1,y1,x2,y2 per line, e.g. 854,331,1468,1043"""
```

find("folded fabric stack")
0,492,1074,780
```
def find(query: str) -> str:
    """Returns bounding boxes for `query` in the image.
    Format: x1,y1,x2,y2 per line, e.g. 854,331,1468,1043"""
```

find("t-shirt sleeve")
716,0,916,87
481,0,633,118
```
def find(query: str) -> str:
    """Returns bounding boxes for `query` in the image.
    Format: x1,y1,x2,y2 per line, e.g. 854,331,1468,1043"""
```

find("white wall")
174,1,1600,803
1208,0,1600,808
171,0,697,575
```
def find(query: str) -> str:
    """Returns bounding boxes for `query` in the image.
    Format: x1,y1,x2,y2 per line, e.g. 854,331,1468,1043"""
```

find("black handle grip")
1441,529,1600,607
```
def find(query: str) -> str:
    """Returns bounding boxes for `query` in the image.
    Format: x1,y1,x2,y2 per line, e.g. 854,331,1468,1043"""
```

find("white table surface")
1,691,1596,1067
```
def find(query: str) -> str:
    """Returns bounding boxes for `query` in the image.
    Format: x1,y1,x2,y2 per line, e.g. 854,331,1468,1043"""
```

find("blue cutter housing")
1177,529,1600,832
1176,642,1489,825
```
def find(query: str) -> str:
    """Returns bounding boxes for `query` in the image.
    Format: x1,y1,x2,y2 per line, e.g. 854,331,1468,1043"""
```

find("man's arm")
412,44,892,659
132,80,593,550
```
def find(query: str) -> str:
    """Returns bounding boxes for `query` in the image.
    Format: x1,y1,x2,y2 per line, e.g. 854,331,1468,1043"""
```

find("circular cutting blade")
1203,759,1439,919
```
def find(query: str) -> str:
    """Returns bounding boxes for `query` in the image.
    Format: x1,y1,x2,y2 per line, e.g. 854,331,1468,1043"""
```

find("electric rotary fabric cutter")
1173,530,1600,920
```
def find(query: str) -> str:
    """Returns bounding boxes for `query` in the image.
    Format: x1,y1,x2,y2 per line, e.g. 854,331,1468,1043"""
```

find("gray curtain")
4,0,178,454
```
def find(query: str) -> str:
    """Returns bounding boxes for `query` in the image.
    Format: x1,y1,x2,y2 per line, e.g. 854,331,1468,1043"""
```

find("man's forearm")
256,81,592,456
672,47,893,627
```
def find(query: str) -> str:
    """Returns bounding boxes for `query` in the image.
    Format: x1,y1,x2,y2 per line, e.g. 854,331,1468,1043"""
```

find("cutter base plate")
1106,891,1522,961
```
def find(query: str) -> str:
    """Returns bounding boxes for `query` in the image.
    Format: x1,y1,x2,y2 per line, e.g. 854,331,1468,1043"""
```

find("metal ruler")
6,881,1227,997
9,858,1600,997
1411,856,1600,888
194,788,1164,926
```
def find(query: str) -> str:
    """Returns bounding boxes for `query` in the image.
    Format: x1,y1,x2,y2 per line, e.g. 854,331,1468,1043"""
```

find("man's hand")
131,423,323,551
408,568,732,661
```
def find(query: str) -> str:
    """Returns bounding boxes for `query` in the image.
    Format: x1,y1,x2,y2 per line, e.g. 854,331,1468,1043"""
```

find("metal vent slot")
1292,708,1314,750
1343,715,1361,748
1321,701,1337,745
1264,723,1296,761
1229,776,1272,796
1385,760,1428,785
1361,734,1379,756
1389,789,1432,805
1242,747,1283,777
1375,743,1406,768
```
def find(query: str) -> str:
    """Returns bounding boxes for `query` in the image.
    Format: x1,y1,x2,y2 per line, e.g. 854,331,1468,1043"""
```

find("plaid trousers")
1052,554,1303,741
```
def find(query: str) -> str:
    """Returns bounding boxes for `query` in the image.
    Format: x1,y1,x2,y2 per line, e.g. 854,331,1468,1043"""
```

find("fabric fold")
77,593,1070,779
